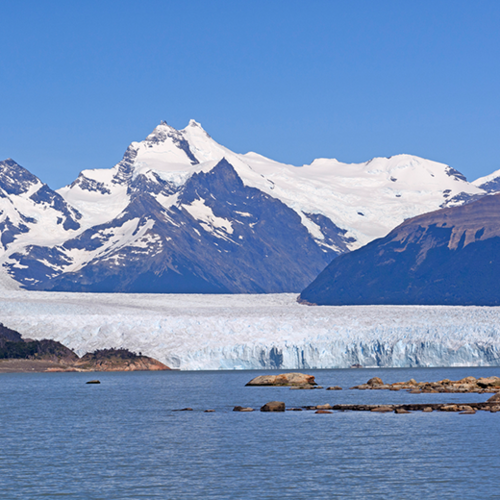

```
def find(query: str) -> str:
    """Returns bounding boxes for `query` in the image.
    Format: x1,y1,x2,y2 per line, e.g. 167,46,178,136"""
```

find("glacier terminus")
1,291,499,370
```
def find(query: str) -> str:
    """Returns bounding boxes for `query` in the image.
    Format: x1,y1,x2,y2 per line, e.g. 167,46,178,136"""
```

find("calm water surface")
0,367,499,499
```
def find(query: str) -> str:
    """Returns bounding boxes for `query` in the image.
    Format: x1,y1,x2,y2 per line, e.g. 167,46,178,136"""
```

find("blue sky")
1,1,500,189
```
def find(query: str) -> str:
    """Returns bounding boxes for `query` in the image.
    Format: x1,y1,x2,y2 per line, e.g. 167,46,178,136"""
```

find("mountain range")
0,120,498,294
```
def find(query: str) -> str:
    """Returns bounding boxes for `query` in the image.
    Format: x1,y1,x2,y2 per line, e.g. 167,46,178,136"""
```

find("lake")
1,367,499,499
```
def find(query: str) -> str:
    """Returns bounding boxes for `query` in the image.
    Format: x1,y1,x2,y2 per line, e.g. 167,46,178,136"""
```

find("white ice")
0,291,499,370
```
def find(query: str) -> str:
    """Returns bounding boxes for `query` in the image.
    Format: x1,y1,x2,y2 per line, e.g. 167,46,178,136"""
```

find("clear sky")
1,0,500,189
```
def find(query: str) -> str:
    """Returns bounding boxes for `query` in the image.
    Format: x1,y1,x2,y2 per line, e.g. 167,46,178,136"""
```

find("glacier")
0,291,499,370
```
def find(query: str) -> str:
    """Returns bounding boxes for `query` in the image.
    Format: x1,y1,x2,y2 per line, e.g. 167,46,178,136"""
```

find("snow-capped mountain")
0,120,490,292
0,159,83,289
11,159,350,292
59,120,485,247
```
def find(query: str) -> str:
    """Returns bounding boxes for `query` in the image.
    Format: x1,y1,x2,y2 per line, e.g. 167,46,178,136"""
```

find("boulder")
371,406,393,412
326,386,342,391
422,407,433,412
366,377,383,386
246,373,316,387
260,401,285,412
477,377,500,388
459,376,477,384
315,404,333,410
233,406,254,412
488,393,500,402
439,405,459,412
459,405,474,412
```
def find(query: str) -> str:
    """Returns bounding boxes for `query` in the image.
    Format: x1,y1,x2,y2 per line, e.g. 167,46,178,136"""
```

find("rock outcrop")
351,376,500,393
73,348,170,372
260,401,286,412
246,372,316,387
233,406,254,412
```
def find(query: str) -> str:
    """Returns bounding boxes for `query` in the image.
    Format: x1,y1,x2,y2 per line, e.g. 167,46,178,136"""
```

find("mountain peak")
151,121,176,133
1,158,21,168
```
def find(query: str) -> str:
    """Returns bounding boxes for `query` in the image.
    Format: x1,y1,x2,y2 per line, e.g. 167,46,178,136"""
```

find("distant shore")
0,356,171,373
0,359,78,373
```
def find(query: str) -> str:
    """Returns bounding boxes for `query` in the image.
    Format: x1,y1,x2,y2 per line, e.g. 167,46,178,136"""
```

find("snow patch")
182,199,233,235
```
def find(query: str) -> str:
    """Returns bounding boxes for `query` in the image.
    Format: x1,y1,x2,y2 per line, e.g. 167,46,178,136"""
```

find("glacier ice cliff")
0,291,499,370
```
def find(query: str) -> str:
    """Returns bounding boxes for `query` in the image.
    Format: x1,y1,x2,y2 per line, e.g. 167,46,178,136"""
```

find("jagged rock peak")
0,158,42,196
152,119,205,133
1,158,28,169
146,121,179,142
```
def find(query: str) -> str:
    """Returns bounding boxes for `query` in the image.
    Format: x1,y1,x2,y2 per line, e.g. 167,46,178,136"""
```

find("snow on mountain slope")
1,291,499,370
0,120,490,293
10,160,348,293
0,159,82,277
58,120,486,249
240,153,485,246
473,168,500,194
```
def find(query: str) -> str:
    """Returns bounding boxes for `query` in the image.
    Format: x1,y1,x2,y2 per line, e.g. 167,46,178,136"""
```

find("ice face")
0,291,499,370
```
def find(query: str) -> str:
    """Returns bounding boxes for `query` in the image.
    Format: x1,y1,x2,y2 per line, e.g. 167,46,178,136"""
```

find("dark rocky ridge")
300,193,500,305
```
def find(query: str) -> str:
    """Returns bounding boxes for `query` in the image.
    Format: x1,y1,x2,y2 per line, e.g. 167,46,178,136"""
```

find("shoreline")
0,358,171,373
0,359,78,373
